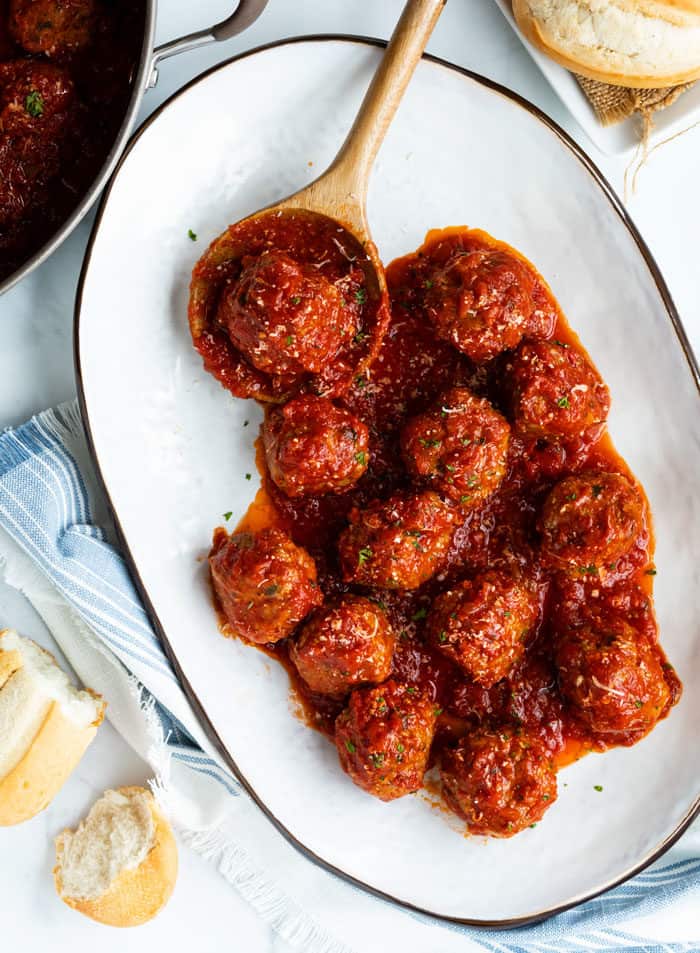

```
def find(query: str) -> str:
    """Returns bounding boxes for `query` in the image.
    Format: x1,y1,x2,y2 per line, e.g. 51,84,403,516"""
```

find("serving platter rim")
73,34,700,928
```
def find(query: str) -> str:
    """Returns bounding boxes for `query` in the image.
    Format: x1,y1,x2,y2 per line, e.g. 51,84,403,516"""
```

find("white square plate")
493,0,700,155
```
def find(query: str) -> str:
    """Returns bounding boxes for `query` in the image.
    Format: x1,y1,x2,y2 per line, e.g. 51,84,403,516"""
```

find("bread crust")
0,630,106,826
54,786,178,928
513,0,700,88
0,696,104,826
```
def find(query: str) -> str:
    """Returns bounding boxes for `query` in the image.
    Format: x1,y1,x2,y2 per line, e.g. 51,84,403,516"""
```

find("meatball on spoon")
189,0,446,398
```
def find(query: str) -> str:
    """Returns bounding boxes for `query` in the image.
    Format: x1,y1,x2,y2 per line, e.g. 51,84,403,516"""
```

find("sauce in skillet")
0,0,144,282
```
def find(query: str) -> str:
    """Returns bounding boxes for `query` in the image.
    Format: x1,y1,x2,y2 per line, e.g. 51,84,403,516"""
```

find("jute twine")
575,75,698,195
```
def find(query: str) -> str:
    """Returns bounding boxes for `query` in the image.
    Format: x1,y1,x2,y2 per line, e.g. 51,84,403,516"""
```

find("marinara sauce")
206,225,680,835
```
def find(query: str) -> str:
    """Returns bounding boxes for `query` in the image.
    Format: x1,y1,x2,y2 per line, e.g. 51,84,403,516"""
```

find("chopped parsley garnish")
355,375,368,390
355,451,367,466
405,686,417,695
25,90,44,117
424,279,434,289
411,607,428,621
354,288,367,306
187,228,197,241
345,740,356,754
245,473,252,481
592,484,603,498
223,511,233,521
645,568,657,576
358,547,373,566
594,784,603,792
419,437,441,448
396,743,405,754
376,697,388,713
554,339,568,348
634,699,644,709
566,493,577,501
579,564,597,575
243,420,249,427
353,330,367,344
556,396,570,409
285,334,295,345
290,296,301,305
263,584,279,596
433,707,443,716
438,631,447,643
459,495,472,504
369,752,385,768
445,464,456,472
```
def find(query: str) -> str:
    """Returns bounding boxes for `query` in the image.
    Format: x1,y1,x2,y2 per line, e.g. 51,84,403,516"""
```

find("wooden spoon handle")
329,0,446,199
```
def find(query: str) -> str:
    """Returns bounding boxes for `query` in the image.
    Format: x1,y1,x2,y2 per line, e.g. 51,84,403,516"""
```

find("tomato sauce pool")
207,225,680,830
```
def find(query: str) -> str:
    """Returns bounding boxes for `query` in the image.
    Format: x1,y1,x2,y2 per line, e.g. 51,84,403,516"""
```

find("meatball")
263,396,369,498
209,528,322,644
9,0,96,57
338,490,457,590
335,680,437,801
539,471,645,572
509,340,610,439
401,387,510,508
424,249,536,363
427,572,538,687
0,61,75,228
218,251,357,381
0,61,75,135
555,618,671,735
440,729,557,836
290,595,395,696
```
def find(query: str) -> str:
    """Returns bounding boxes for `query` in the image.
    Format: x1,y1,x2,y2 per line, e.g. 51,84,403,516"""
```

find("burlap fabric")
575,75,696,133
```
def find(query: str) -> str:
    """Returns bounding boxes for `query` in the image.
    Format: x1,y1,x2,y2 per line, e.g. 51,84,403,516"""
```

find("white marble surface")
0,1,698,950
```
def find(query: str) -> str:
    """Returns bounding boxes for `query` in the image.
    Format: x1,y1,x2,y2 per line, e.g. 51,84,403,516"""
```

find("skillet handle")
148,0,269,87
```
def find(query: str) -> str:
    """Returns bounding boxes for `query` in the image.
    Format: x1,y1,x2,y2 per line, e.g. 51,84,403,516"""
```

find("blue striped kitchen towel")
0,400,698,953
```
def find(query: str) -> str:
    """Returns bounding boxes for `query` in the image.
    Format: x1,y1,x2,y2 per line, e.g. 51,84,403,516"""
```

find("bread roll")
513,0,700,88
54,786,178,927
0,629,105,826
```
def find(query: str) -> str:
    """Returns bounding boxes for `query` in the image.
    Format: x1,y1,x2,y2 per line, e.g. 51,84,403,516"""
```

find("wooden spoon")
269,0,447,263
190,0,446,401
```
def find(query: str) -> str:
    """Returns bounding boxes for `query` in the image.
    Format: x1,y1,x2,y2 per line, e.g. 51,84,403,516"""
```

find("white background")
1,1,698,950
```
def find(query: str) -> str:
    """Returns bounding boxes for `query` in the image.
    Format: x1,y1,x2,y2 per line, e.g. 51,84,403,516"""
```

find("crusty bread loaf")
54,786,178,927
0,629,105,826
513,0,700,87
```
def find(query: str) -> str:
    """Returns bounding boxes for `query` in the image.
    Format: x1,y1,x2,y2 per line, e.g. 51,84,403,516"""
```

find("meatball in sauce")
290,595,395,697
401,386,510,508
509,339,610,440
338,490,457,590
219,251,357,386
424,249,538,363
263,396,369,498
209,528,321,644
440,729,557,837
335,680,437,801
539,471,646,573
554,618,672,738
9,0,96,57
427,571,539,687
